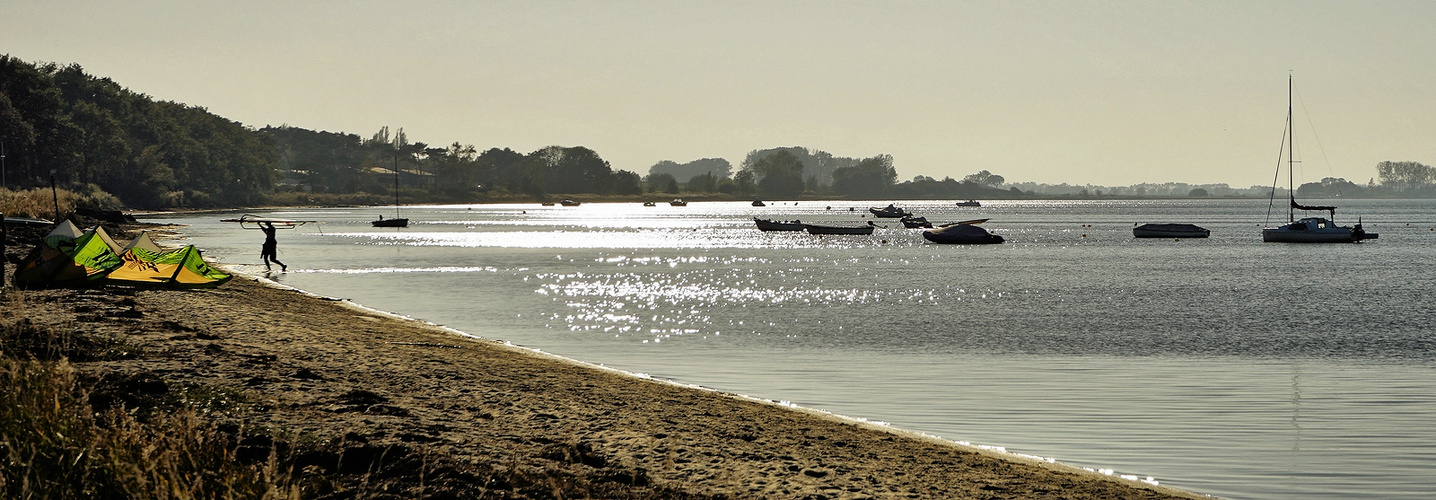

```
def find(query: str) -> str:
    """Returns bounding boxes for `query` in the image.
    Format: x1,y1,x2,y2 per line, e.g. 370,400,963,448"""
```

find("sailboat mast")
1287,74,1295,222
393,152,401,218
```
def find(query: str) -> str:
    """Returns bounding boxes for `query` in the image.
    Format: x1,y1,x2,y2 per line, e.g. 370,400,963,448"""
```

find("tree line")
5,55,1435,210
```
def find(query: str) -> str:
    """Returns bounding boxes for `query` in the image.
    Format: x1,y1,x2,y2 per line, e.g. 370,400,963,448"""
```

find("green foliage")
1376,161,1436,195
646,157,732,183
0,56,277,208
750,150,805,198
831,155,896,198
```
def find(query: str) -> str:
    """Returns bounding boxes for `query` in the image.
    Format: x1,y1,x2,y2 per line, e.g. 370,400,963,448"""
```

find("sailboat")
372,153,409,228
1262,76,1375,243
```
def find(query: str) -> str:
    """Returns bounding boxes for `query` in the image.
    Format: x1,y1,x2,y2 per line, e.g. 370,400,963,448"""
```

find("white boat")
1134,223,1210,238
1261,76,1375,243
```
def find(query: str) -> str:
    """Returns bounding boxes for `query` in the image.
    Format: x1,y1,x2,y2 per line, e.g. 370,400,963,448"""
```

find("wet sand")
9,247,1215,498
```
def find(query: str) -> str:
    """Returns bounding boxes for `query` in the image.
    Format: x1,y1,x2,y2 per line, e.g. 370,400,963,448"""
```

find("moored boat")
753,218,805,232
1261,76,1376,243
805,221,876,235
1134,223,1210,238
921,224,1004,244
868,204,910,218
901,216,933,228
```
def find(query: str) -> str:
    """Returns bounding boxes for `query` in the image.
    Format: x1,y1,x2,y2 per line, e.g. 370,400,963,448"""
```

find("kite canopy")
12,225,230,288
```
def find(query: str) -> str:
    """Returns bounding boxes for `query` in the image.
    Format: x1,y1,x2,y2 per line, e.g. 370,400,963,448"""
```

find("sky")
5,0,1435,188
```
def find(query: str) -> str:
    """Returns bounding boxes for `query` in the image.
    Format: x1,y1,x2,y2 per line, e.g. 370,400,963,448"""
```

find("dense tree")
747,150,805,198
963,170,1005,187
645,172,678,193
0,56,276,208
1296,177,1366,198
647,157,732,183
1376,161,1435,194
830,155,896,198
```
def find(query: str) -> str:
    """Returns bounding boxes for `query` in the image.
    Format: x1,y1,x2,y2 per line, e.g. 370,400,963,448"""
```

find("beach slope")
8,269,1212,499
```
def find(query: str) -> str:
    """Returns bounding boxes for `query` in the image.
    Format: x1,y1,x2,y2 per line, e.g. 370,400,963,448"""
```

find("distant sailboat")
1261,76,1374,243
372,153,409,228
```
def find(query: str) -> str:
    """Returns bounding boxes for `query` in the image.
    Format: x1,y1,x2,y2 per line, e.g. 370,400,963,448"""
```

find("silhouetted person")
260,222,286,272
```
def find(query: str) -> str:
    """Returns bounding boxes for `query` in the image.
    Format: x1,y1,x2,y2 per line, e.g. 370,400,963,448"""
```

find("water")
155,199,1436,500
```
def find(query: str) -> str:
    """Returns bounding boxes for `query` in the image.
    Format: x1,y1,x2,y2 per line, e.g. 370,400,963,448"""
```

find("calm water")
155,199,1436,500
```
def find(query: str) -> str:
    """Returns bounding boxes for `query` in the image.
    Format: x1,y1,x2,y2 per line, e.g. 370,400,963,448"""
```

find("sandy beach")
4,223,1213,499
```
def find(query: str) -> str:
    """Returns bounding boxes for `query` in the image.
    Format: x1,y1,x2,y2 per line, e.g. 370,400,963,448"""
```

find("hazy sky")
6,1,1435,187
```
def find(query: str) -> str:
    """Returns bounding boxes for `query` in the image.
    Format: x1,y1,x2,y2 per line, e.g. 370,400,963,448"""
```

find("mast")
1292,73,1303,221
393,152,401,218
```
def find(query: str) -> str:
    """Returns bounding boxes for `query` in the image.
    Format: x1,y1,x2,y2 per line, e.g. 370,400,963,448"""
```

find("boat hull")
1262,217,1374,243
922,224,1004,244
805,224,875,235
371,218,409,228
1133,223,1210,238
753,218,805,232
868,208,909,218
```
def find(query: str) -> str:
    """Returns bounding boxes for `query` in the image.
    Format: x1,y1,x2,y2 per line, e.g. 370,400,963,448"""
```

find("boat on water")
559,199,581,207
868,204,910,218
642,201,656,207
670,199,688,206
805,221,877,235
922,223,1004,244
1262,76,1376,243
901,216,933,228
753,218,805,232
371,155,408,228
938,218,990,227
955,200,981,207
1134,223,1210,238
752,200,766,207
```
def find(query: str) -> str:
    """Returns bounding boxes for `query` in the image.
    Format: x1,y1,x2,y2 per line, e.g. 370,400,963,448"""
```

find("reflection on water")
159,199,1436,500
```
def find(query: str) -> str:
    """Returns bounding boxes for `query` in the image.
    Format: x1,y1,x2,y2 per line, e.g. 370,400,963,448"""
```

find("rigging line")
1292,80,1341,196
1266,115,1290,225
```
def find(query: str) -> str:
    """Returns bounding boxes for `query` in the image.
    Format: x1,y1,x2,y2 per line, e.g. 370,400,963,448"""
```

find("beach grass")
1,291,300,500
0,186,122,220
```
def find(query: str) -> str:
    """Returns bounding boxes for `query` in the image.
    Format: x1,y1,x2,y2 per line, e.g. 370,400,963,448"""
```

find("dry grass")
0,290,299,500
0,185,122,220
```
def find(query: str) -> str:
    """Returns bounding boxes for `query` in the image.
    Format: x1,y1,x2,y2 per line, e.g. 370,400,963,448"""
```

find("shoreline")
5,222,1216,499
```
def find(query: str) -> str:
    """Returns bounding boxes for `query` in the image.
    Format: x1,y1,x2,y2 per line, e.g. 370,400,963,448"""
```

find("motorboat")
752,200,766,207
1134,223,1210,238
670,199,688,206
753,218,805,232
922,223,1004,244
642,201,656,207
955,200,981,207
560,199,581,206
901,216,933,228
868,204,910,218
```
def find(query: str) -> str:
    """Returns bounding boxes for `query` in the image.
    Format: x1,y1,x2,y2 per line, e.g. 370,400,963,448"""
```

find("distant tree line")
6,56,1434,209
